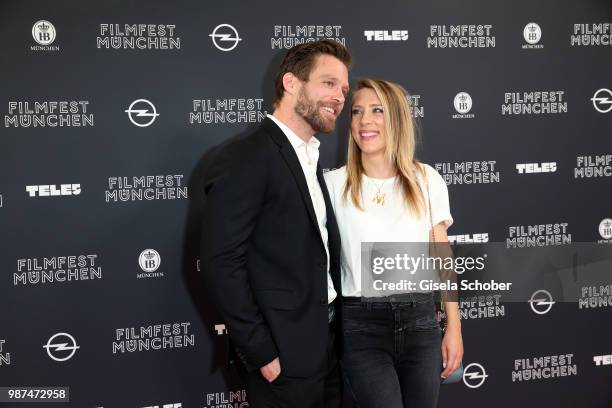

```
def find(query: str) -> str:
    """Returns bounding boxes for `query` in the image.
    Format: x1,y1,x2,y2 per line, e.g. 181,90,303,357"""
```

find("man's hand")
260,357,281,383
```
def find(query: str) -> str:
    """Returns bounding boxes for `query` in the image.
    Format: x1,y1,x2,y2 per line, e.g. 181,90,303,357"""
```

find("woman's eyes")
351,107,383,115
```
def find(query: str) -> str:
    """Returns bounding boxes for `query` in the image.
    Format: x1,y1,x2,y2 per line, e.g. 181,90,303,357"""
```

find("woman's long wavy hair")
343,78,426,217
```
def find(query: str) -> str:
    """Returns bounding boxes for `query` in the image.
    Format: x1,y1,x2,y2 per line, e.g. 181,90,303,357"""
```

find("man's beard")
294,87,336,134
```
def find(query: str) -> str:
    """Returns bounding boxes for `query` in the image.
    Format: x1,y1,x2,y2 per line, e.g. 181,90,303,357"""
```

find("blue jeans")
341,294,442,408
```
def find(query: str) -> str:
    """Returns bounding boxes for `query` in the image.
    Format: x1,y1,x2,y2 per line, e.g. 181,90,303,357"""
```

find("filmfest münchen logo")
408,95,424,118
209,24,241,51
271,25,345,49
0,340,10,366
31,20,59,51
574,155,612,179
513,354,577,382
434,161,500,185
571,23,612,46
105,175,187,202
125,99,159,127
579,284,612,309
5,101,94,128
591,89,612,113
529,289,555,315
462,363,488,388
459,295,505,320
190,98,266,125
97,24,180,50
428,24,494,48
507,223,571,248
502,91,566,115
43,333,79,362
113,322,195,354
15,254,102,286
205,390,247,408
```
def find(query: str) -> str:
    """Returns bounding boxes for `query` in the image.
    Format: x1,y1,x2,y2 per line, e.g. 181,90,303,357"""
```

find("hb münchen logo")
454,92,473,114
139,249,161,273
32,20,56,45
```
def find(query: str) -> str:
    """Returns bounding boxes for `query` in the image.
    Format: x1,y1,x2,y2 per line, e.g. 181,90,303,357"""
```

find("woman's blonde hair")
343,78,426,217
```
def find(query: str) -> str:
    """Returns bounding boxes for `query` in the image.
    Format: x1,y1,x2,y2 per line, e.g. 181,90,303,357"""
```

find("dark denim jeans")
341,294,442,408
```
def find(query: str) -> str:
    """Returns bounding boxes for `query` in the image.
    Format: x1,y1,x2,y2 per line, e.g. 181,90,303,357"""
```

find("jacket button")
320,297,327,305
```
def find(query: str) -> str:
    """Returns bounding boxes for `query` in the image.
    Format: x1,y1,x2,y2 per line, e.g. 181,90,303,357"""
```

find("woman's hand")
441,324,463,379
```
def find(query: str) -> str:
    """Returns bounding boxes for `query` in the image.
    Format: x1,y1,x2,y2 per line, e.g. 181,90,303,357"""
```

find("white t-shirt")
324,164,453,297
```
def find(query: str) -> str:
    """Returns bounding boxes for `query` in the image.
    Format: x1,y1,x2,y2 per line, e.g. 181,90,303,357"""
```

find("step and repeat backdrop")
1,0,611,407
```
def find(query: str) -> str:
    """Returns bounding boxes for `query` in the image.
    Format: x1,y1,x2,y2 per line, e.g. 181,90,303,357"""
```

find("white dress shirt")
267,114,337,304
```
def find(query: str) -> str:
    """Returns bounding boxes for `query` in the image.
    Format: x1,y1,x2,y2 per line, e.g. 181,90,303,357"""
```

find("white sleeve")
426,166,453,229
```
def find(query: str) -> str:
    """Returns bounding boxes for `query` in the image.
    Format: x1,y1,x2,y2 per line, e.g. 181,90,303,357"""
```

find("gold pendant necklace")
372,191,386,206
371,178,388,206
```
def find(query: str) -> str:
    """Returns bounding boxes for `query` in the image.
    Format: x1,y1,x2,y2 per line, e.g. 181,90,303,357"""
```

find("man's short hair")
274,40,352,107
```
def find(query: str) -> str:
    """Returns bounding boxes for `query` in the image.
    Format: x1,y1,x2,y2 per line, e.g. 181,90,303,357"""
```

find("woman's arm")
432,222,464,378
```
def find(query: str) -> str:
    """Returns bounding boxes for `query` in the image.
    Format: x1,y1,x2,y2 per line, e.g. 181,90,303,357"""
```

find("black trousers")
237,325,342,408
341,296,442,408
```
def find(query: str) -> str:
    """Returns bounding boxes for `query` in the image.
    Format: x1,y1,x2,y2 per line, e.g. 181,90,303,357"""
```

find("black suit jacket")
200,118,341,377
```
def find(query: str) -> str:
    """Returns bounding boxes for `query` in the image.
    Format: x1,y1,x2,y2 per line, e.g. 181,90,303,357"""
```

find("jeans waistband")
342,292,434,308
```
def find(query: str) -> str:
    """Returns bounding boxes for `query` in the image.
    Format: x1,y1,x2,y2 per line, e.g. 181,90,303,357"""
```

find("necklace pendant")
372,192,386,206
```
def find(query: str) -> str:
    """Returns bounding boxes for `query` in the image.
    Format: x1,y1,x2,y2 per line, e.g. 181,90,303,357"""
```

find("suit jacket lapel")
263,118,321,241
317,165,341,286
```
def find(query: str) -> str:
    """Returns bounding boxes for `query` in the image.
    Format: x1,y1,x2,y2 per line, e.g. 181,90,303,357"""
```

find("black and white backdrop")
1,0,611,407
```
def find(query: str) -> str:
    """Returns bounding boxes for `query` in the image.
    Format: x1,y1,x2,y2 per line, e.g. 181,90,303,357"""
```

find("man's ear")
282,72,300,97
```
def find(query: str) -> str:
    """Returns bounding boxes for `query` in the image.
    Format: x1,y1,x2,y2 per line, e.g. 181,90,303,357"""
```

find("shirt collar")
267,114,320,150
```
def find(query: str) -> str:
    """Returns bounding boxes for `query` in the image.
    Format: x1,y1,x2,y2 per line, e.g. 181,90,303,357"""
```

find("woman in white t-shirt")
324,79,463,408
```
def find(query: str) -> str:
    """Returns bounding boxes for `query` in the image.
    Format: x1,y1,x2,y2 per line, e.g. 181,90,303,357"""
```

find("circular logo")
523,22,542,44
462,362,488,388
209,24,242,51
139,249,161,272
32,20,56,45
599,218,612,240
125,99,159,127
43,332,79,362
453,92,472,114
591,88,612,114
529,289,554,315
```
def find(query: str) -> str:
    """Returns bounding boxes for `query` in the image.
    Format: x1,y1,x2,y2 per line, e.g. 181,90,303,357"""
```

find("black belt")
342,292,434,306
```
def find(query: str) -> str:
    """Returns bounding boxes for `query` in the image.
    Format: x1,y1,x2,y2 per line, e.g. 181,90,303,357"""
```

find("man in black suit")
201,40,351,407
